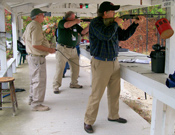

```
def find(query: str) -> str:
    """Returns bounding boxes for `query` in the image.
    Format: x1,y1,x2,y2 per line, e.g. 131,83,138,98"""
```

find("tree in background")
21,15,90,43
43,16,62,42
116,5,166,54
5,5,167,54
5,9,12,39
5,9,13,59
22,16,62,43
21,16,32,33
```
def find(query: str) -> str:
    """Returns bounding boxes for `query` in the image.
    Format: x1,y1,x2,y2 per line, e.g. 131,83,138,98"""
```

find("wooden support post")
162,105,175,135
165,6,175,74
0,5,7,71
150,98,164,135
12,13,18,67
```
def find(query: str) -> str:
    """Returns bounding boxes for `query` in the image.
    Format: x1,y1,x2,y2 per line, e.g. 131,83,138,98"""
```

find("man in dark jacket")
84,1,144,133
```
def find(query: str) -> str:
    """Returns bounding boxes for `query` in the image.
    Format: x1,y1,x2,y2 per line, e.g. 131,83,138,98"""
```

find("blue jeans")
63,45,80,76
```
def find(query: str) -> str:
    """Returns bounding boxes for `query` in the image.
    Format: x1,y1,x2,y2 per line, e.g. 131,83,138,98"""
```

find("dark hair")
97,9,104,17
65,11,74,20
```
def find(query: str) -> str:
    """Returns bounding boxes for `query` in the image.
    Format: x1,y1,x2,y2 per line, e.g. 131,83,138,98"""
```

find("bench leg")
12,82,18,109
10,82,16,115
0,83,2,110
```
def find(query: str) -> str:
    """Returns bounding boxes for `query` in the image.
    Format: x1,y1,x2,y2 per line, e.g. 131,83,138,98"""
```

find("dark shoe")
54,91,60,94
63,74,65,78
54,88,60,94
108,117,127,123
84,123,93,133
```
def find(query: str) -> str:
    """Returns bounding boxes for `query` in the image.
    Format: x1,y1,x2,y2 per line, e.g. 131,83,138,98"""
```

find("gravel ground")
80,55,152,123
120,81,152,123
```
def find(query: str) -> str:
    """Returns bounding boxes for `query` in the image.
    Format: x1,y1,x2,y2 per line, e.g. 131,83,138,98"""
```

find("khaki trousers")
84,57,121,125
27,55,46,107
53,45,79,90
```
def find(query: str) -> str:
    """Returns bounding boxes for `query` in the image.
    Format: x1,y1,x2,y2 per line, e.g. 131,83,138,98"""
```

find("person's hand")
48,48,56,54
114,17,123,25
134,16,144,24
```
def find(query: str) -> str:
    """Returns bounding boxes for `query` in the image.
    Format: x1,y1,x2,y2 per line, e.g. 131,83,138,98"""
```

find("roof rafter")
5,0,151,6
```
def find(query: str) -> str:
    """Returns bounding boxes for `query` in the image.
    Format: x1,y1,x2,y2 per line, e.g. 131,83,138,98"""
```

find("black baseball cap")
99,1,120,13
30,8,47,18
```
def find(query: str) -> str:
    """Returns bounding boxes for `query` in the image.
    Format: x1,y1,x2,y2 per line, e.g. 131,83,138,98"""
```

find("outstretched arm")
118,16,144,41
81,25,89,35
64,19,81,28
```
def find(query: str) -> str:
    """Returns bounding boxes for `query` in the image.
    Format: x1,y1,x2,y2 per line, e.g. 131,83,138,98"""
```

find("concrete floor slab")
0,54,150,135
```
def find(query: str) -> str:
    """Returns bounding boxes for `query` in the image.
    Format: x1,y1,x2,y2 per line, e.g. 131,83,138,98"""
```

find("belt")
94,56,116,61
29,54,45,57
60,44,75,49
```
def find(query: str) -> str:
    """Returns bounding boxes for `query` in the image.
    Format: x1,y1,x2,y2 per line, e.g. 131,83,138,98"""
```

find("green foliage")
118,5,166,16
21,16,63,42
5,5,167,44
80,22,89,29
42,16,62,42
6,50,13,60
21,16,32,33
6,38,12,41
21,16,90,42
5,9,12,34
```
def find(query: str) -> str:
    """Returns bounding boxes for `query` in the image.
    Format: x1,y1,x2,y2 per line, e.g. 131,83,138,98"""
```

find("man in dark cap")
22,8,56,111
84,1,144,133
